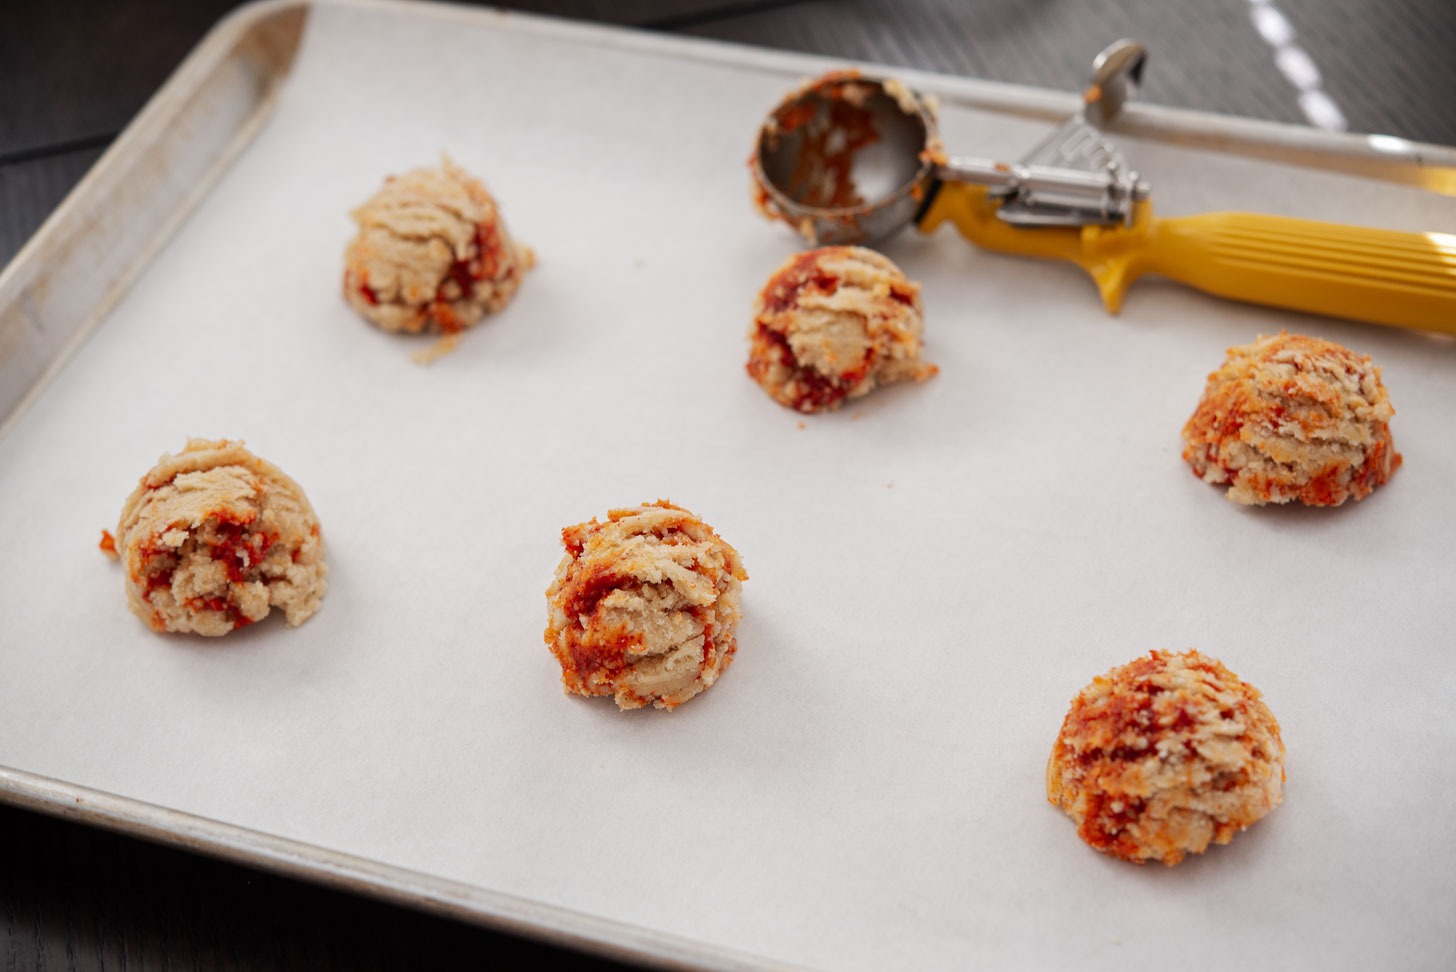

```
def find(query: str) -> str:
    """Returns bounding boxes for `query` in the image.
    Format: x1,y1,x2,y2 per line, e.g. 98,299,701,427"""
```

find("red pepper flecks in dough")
748,323,862,413
544,501,747,711
746,246,936,414
342,156,533,343
1181,331,1400,506
352,271,380,306
430,301,464,334
759,249,841,316
1046,650,1285,866
112,439,328,637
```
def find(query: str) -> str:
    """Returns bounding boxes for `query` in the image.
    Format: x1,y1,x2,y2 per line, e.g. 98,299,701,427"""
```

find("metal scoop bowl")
750,46,1456,335
752,71,938,246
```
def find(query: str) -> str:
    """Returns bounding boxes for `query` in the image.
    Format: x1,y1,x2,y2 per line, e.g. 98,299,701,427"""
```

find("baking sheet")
3,2,1456,969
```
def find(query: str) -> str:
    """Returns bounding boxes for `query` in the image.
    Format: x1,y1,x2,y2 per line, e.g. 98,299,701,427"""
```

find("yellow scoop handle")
919,182,1456,335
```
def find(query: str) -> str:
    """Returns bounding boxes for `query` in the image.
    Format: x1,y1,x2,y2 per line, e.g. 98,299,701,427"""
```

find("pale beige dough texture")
1047,649,1285,866
343,156,532,336
747,246,937,413
545,501,747,710
1181,331,1400,506
114,439,327,636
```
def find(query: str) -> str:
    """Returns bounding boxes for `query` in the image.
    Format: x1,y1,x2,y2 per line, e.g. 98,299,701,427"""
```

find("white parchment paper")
3,3,1455,969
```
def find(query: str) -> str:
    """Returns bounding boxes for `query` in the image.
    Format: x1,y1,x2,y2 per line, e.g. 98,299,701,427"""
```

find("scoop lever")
750,41,1456,335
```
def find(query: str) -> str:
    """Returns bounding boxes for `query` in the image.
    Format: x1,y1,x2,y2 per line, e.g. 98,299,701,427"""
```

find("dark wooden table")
3,0,1454,967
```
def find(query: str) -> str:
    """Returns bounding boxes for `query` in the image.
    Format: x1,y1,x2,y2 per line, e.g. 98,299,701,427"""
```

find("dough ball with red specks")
545,502,747,710
1181,331,1400,506
747,246,937,413
114,439,327,636
343,156,533,336
1046,649,1285,866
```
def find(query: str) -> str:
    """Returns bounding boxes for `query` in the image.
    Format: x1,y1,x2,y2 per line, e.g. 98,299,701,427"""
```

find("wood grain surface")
1,0,1453,968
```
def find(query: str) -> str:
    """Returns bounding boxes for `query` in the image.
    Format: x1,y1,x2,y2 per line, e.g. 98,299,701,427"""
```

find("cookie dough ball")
343,156,532,335
1047,650,1285,866
1182,331,1401,506
115,439,327,636
747,246,937,413
545,501,747,710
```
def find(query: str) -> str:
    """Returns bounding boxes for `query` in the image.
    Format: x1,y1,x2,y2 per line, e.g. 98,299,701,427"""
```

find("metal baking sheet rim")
1,0,1454,966
0,766,788,971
